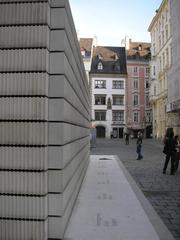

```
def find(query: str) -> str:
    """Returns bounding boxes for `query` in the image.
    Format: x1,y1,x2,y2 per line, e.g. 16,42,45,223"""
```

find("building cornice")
89,73,127,79
127,60,150,65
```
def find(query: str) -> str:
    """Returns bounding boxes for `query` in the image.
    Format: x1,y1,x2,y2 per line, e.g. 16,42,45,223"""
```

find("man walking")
136,131,143,160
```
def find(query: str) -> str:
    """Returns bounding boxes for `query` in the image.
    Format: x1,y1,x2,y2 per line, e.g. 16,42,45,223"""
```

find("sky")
69,0,162,46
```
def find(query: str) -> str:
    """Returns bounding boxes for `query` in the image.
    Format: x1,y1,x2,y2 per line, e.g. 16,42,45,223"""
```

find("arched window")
97,62,103,70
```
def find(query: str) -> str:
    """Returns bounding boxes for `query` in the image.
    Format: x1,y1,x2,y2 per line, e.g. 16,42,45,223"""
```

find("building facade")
90,46,127,138
166,0,180,134
126,40,152,138
148,0,172,138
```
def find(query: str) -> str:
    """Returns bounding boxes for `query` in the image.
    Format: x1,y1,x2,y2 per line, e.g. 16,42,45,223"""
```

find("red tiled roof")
79,38,93,52
127,41,151,58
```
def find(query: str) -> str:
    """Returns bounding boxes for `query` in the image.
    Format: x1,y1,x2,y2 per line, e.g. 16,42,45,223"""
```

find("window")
98,54,103,60
153,66,156,76
138,44,142,51
159,21,161,33
133,95,139,106
133,112,139,122
154,86,156,96
95,95,106,105
114,63,121,71
162,15,164,28
146,67,150,74
146,80,149,89
165,9,168,22
95,111,106,121
153,43,156,55
112,95,124,105
166,48,169,66
97,62,103,70
133,67,138,73
162,31,164,45
165,24,168,40
133,78,139,89
81,49,86,57
112,111,124,121
146,112,151,123
162,52,165,69
159,57,162,71
159,36,161,49
112,80,124,89
95,80,106,88
170,44,172,64
145,95,150,107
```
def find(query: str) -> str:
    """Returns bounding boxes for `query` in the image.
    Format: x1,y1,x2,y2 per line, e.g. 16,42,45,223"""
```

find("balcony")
149,94,158,103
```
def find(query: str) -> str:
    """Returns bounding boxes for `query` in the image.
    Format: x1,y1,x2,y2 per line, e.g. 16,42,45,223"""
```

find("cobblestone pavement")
91,138,180,240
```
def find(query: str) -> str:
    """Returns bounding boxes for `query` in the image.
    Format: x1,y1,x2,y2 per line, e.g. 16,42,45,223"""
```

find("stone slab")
64,155,175,240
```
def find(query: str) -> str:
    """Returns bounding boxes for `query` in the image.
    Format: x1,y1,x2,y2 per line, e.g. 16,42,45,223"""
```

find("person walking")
163,131,176,175
174,135,180,172
136,131,143,160
125,133,130,145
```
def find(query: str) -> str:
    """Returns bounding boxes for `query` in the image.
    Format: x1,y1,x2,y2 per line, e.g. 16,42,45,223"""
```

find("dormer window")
98,54,103,60
81,48,86,57
97,62,103,70
114,63,120,71
112,54,118,60
138,44,142,51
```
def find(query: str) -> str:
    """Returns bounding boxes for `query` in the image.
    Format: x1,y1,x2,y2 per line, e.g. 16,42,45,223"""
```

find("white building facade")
148,0,172,138
91,75,126,138
166,0,180,134
90,46,127,138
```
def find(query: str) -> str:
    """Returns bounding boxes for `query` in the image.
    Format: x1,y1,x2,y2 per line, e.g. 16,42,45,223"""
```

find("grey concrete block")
0,2,48,25
48,122,89,145
48,7,89,99
0,147,48,170
0,72,48,96
0,49,47,72
49,75,89,119
0,195,48,219
0,97,48,120
0,26,48,48
49,0,67,8
49,8,67,29
48,137,89,169
48,158,89,239
49,99,89,127
0,219,48,240
49,30,67,51
0,122,48,145
0,171,48,195
48,52,65,74
48,153,89,216
48,145,89,192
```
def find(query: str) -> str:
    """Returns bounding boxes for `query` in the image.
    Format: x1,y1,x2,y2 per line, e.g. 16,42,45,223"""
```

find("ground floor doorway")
146,125,152,138
112,127,123,138
96,126,105,138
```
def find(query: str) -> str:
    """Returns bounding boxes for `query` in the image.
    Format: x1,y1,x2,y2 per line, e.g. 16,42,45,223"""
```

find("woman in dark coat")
163,131,176,175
